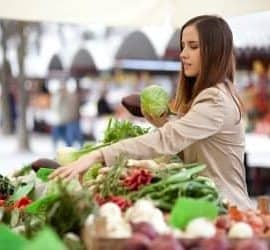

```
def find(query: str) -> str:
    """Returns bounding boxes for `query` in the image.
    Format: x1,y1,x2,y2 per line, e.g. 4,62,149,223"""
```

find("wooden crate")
85,238,125,250
84,237,270,250
82,217,126,250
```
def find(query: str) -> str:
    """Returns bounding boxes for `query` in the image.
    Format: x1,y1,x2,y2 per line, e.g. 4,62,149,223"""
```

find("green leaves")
82,162,102,183
10,182,35,201
36,168,54,182
140,85,170,117
25,227,67,250
169,198,218,229
103,118,150,144
0,225,66,250
25,194,60,215
0,224,28,250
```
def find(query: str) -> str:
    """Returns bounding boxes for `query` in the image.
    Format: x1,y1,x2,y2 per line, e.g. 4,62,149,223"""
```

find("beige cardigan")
101,83,252,210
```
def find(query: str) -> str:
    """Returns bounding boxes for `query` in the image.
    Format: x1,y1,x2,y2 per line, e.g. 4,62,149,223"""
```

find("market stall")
2,85,270,249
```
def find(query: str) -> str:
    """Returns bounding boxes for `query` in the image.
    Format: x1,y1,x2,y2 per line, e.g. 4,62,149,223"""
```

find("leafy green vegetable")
0,224,28,250
44,183,94,236
67,119,149,160
25,227,66,250
25,194,60,215
12,165,32,177
75,142,112,159
56,147,78,165
103,118,150,144
82,162,102,183
37,168,54,182
10,182,35,201
140,85,170,117
169,198,218,229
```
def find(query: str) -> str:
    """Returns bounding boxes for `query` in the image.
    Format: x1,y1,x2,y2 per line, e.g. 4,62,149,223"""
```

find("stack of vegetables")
0,169,94,249
84,198,270,250
0,84,270,249
83,156,224,213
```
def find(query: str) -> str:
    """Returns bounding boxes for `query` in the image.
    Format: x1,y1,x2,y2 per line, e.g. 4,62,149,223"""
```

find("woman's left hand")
142,110,168,128
49,150,103,182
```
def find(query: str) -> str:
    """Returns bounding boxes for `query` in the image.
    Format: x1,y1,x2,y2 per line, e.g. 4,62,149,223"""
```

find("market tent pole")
0,0,269,27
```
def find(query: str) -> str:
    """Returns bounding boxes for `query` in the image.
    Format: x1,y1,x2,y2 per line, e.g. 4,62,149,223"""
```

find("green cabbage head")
140,85,170,117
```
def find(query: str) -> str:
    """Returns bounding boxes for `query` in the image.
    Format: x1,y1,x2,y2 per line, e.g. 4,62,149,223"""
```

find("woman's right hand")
142,110,169,128
49,150,103,182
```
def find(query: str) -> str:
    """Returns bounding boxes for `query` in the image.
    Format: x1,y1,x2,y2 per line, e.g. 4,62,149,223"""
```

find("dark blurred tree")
0,19,43,151
17,21,29,150
0,21,13,134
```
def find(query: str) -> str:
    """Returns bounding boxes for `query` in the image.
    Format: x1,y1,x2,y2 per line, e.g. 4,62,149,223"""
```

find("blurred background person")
49,81,70,148
97,88,114,117
65,80,84,147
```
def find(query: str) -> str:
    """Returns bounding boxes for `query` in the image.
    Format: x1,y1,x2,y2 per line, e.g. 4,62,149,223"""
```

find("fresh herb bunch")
44,182,94,236
100,155,128,198
74,118,149,160
103,118,150,144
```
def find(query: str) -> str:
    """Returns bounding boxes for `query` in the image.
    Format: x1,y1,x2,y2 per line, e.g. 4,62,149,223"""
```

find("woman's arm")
101,87,226,166
50,87,225,180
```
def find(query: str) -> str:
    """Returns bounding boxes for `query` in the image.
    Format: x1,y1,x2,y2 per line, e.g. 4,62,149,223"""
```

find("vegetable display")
1,117,270,250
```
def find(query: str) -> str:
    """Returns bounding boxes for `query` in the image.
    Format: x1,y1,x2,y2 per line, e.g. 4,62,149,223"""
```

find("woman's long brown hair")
174,15,243,120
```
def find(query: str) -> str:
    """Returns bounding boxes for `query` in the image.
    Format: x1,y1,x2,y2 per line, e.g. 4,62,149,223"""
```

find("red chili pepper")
95,194,131,211
14,196,32,209
94,194,107,206
122,168,152,191
109,196,131,211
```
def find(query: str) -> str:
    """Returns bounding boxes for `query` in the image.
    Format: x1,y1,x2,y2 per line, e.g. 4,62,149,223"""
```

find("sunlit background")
0,1,270,196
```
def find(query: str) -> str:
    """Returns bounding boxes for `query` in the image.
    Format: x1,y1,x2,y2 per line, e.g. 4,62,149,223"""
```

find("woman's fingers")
84,180,94,187
49,166,73,180
49,167,66,179
65,171,78,182
59,167,73,179
98,167,110,174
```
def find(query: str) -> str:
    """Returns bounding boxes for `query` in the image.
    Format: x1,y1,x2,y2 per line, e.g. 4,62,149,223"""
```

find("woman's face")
179,25,201,77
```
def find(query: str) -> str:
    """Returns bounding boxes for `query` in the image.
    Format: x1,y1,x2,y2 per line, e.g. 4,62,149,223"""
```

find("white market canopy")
0,0,270,27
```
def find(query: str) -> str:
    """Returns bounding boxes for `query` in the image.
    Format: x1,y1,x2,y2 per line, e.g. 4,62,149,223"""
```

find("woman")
50,15,252,210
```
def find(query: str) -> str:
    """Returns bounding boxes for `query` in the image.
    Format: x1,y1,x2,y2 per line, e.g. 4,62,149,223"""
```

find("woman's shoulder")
193,84,227,106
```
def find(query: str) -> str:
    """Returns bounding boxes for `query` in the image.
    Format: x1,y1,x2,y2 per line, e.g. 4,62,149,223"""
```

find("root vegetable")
234,239,268,250
200,235,230,250
131,222,158,240
123,233,151,250
149,234,184,250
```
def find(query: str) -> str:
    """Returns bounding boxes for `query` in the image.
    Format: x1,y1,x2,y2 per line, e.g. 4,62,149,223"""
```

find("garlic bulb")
185,218,216,238
228,222,253,239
